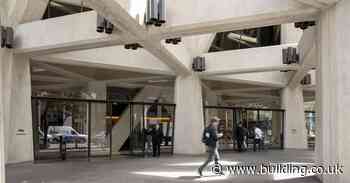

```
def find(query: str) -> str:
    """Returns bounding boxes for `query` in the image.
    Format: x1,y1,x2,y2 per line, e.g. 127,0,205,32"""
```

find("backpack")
201,127,211,145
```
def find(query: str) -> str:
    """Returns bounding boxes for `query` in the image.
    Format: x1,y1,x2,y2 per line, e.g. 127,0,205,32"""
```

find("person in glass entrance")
235,123,245,152
151,124,163,157
242,125,249,151
253,125,264,152
144,127,153,157
198,117,223,176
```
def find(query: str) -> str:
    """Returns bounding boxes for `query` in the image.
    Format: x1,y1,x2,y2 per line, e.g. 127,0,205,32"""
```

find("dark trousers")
237,139,244,152
199,146,220,173
253,139,262,152
152,141,161,157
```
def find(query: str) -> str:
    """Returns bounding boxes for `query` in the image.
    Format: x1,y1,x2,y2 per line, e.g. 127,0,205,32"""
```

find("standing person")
143,127,153,157
198,117,223,176
235,123,245,152
242,125,249,151
253,125,264,152
151,124,163,157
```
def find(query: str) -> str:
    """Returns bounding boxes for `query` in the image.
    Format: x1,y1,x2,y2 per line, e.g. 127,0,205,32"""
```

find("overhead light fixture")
227,33,257,44
192,56,206,72
32,68,46,72
0,26,14,49
145,0,166,27
165,37,181,45
124,43,143,50
282,47,299,65
294,21,316,30
96,14,115,34
301,74,312,85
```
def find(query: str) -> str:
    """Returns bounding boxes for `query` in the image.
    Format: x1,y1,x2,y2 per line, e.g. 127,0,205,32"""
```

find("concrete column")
174,74,205,154
0,1,48,182
87,82,107,148
281,85,307,149
316,1,350,182
2,54,33,164
271,110,282,145
0,50,7,183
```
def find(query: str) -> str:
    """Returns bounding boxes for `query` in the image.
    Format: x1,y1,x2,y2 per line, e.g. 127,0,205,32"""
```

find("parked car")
48,126,88,144
38,129,54,144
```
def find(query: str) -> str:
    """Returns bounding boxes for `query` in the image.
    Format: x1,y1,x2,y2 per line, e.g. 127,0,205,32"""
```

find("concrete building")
0,0,348,183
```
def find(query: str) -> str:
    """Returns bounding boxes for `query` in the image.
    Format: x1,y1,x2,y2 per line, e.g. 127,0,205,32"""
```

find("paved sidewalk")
6,149,320,183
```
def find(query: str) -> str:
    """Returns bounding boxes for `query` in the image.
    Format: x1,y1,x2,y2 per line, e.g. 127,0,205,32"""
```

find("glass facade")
42,0,92,19
32,97,175,161
209,25,281,52
305,111,316,150
204,106,285,151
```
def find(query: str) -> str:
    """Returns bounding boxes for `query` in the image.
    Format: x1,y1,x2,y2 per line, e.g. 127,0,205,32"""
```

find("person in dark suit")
151,124,163,157
143,127,153,157
235,123,245,152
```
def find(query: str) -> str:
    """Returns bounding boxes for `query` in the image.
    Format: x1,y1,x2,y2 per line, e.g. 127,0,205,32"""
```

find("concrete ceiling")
45,62,161,81
203,80,271,90
30,61,170,91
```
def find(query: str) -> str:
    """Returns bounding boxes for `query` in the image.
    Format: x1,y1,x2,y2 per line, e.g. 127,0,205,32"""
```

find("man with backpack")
198,117,223,176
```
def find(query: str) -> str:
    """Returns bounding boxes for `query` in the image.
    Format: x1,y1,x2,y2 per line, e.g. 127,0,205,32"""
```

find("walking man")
198,117,223,176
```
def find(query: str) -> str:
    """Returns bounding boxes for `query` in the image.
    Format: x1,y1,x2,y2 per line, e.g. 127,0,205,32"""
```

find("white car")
39,129,54,144
48,126,88,144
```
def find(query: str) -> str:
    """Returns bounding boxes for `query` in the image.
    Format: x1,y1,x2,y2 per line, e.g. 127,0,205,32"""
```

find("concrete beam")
4,0,48,25
31,75,75,83
200,44,300,76
33,46,175,76
142,42,192,75
84,0,191,75
14,0,318,64
225,98,279,105
203,72,289,88
104,76,173,84
294,0,330,9
222,92,280,100
14,11,128,56
32,82,86,90
151,0,318,39
288,27,317,88
215,87,276,93
317,0,339,5
32,62,95,81
108,82,173,90
303,84,316,92
32,81,172,91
